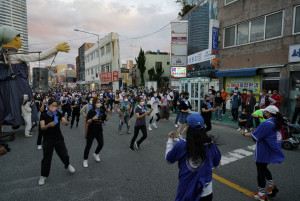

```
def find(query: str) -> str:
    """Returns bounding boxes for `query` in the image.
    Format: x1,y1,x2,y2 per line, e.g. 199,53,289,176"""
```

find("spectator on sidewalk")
259,89,276,109
291,94,300,124
210,86,216,96
230,92,241,122
228,91,234,119
245,90,256,114
241,89,248,110
214,92,223,120
237,108,253,133
271,90,283,109
208,89,215,107
221,88,228,115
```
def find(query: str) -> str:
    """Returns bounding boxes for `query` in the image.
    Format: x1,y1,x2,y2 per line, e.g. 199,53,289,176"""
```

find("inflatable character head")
0,25,22,50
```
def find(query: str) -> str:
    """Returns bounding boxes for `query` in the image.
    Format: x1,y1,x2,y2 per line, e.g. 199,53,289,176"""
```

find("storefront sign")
209,19,219,55
225,76,261,94
172,56,187,66
172,36,187,44
289,44,300,63
113,71,119,82
171,67,186,78
188,49,215,65
100,72,112,82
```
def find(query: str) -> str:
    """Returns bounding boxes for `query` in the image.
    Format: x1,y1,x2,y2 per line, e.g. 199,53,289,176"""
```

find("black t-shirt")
40,112,63,138
215,96,223,104
179,99,192,112
86,107,107,133
62,99,71,109
71,100,81,113
201,102,212,120
135,106,147,127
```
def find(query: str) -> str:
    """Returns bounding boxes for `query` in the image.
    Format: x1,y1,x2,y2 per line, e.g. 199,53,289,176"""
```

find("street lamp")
74,29,101,90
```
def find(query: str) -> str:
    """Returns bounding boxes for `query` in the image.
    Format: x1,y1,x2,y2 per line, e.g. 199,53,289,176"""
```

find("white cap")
265,105,279,114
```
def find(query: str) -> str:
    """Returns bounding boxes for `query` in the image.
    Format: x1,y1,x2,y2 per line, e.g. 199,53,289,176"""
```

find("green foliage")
148,67,155,81
135,48,146,86
178,4,194,18
148,64,165,87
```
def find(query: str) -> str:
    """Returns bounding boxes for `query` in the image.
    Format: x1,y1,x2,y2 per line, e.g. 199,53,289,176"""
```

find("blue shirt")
251,118,284,164
166,140,221,201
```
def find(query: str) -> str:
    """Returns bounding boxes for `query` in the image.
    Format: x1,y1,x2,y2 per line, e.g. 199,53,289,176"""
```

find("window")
155,62,162,68
294,5,300,34
237,22,249,45
167,62,170,65
91,54,94,60
225,0,237,5
101,65,105,72
224,26,236,47
250,17,264,42
106,43,111,54
91,68,94,75
101,47,105,56
96,50,99,58
265,11,283,39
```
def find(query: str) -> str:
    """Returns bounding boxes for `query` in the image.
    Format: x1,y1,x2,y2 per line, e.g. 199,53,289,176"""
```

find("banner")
100,72,112,82
171,36,187,44
171,67,186,78
113,71,119,82
225,75,261,94
172,56,187,66
188,49,215,65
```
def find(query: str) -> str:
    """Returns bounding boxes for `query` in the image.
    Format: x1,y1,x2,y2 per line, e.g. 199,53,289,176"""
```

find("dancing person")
81,97,93,137
165,113,221,201
201,95,217,132
61,95,71,121
241,105,284,201
39,99,75,186
221,89,227,116
70,94,81,129
160,92,170,121
21,94,35,138
148,92,160,131
117,95,132,135
129,97,153,151
83,98,111,168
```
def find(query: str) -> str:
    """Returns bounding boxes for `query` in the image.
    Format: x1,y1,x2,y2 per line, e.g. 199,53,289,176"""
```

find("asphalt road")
0,111,299,201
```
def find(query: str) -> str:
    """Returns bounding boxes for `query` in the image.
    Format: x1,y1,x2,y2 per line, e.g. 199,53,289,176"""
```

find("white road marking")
220,145,256,166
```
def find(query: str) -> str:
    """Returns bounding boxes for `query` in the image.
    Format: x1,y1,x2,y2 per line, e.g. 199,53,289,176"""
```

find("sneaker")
252,193,266,201
228,116,232,119
127,130,131,134
237,128,241,132
134,142,140,150
245,129,249,133
179,134,184,140
148,125,152,131
38,176,47,186
25,134,33,138
267,185,279,197
70,126,73,129
118,131,122,135
129,147,135,152
93,153,100,162
175,124,178,128
83,160,88,168
174,137,180,142
152,122,157,128
37,145,42,150
67,165,75,174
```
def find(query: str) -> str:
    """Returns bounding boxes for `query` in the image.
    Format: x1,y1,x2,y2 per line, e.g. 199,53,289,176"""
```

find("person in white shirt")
148,92,160,131
21,94,35,138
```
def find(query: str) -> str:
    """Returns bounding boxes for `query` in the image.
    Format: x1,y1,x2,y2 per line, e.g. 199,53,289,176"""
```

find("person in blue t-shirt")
241,105,284,201
165,114,221,201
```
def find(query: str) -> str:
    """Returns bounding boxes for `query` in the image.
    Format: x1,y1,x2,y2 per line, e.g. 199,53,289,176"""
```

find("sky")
27,0,182,67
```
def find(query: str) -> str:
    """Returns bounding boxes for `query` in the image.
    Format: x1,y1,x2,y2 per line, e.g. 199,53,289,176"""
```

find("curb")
211,120,238,129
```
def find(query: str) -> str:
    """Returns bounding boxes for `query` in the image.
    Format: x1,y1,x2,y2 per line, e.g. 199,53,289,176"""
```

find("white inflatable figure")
21,94,34,138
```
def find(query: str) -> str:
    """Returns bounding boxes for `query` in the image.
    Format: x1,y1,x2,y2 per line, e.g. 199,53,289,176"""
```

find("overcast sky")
27,0,181,67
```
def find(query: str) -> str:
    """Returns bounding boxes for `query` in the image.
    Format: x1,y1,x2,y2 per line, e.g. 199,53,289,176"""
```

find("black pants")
62,109,71,120
292,107,300,124
71,112,80,126
222,101,226,114
107,101,113,110
37,123,43,145
232,108,238,121
254,117,261,128
204,119,212,132
256,162,272,188
150,113,160,124
84,132,104,160
41,137,70,177
199,193,213,201
130,125,147,148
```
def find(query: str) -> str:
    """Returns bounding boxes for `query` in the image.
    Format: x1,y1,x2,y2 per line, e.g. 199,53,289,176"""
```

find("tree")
148,67,155,81
135,48,146,86
176,0,195,18
148,64,164,87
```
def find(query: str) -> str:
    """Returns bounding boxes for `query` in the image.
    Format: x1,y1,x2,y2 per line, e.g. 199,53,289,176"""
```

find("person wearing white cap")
165,114,221,201
241,105,284,201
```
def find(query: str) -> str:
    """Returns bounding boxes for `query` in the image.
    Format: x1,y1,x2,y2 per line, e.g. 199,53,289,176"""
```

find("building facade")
85,32,120,91
77,43,94,90
0,0,28,52
120,60,133,88
217,0,300,115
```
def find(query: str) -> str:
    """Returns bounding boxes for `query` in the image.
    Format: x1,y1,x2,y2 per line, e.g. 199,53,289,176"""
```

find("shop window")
250,17,265,42
224,26,236,47
265,11,283,39
293,5,300,34
237,22,249,45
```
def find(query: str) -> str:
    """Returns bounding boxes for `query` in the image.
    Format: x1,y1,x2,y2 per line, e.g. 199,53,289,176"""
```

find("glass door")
190,82,201,113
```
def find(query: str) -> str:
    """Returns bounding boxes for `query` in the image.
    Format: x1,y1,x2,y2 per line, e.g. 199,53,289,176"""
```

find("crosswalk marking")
220,145,255,166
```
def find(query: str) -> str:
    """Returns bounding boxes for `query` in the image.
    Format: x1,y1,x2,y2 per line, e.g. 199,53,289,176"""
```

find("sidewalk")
211,112,239,129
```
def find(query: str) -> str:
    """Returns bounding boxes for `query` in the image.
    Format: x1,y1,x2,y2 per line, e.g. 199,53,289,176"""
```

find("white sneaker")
37,145,42,150
25,134,33,138
67,165,75,173
174,137,180,142
175,124,178,128
38,176,47,186
134,142,140,150
112,110,115,113
237,128,241,132
93,153,100,162
244,129,249,133
179,134,184,140
152,122,157,128
148,125,152,131
83,160,88,168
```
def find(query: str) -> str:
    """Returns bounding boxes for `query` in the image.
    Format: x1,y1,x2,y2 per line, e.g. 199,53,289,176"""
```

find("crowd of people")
14,85,298,201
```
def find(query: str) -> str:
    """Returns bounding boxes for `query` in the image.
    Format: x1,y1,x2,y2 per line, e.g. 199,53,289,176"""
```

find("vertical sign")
208,19,219,55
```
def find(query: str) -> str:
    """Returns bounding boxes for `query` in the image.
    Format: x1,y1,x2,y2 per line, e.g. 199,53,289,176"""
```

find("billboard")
100,72,112,82
171,67,186,78
171,21,188,33
113,71,119,82
225,76,261,94
172,56,187,66
171,45,187,56
188,49,215,65
172,34,188,44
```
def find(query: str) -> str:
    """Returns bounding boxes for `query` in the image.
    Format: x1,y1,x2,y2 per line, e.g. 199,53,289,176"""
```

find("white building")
85,32,120,91
0,0,29,52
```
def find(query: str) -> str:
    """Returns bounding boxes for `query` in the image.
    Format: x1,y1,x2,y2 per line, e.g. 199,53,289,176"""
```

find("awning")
215,68,258,77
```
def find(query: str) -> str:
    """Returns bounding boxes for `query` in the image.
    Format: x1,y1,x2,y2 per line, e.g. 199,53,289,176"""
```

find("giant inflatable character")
0,25,70,133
